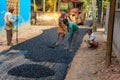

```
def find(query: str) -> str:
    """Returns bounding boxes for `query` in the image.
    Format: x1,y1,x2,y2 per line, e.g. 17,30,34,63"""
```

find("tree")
82,0,92,17
45,0,56,12
96,0,109,23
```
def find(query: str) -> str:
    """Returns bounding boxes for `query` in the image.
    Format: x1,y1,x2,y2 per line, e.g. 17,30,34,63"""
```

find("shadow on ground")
8,64,55,78
0,27,88,79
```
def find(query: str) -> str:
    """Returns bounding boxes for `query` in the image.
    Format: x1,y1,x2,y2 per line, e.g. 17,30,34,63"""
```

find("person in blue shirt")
63,19,79,52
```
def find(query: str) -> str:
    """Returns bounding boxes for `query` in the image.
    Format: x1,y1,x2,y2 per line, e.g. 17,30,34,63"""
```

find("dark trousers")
6,29,13,45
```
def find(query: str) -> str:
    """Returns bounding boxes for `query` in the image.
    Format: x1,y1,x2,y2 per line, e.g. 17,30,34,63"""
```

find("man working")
86,29,98,48
55,11,67,45
63,19,79,52
4,7,17,46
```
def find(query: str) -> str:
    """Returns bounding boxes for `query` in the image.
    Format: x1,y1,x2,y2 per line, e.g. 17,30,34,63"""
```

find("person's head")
63,18,69,26
8,7,14,13
87,29,92,35
60,11,66,17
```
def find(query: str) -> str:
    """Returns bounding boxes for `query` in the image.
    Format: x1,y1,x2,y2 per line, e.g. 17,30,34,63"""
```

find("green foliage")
83,0,92,10
45,0,56,11
60,3,68,11
12,28,18,33
82,0,92,17
82,0,87,9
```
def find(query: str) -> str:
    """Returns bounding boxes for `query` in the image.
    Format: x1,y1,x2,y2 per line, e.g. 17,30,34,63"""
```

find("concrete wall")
105,4,110,34
113,11,120,62
19,0,31,25
105,3,120,62
0,0,31,34
0,0,7,32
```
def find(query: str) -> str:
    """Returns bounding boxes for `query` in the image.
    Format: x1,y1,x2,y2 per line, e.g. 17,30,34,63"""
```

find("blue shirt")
67,21,79,39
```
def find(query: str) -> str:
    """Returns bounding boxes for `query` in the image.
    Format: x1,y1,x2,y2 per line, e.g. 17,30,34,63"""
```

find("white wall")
105,4,110,34
113,11,120,62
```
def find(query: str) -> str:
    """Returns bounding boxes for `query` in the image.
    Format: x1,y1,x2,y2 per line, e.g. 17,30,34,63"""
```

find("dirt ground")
98,57,120,80
65,30,106,80
65,28,120,80
95,29,120,80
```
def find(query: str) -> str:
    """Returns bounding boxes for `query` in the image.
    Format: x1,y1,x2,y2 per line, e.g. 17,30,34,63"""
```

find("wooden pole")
16,1,18,44
106,0,116,67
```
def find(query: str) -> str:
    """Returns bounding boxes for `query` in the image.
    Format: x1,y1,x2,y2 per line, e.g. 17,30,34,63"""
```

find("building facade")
0,0,31,34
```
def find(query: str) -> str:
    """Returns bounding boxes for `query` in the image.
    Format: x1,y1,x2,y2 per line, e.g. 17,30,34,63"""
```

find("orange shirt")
58,15,67,34
58,25,66,34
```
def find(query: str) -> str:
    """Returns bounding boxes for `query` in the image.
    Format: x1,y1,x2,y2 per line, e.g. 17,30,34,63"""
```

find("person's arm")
68,26,73,39
67,26,69,32
58,17,62,26
58,17,66,31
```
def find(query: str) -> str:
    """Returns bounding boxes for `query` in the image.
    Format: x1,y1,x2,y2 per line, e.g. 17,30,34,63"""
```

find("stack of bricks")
7,0,20,15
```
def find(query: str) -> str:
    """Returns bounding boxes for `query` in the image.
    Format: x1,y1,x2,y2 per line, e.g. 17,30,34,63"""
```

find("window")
7,0,20,15
116,0,120,11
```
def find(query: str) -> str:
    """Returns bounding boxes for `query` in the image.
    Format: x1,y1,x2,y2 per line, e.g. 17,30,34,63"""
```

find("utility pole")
106,0,116,67
16,0,19,44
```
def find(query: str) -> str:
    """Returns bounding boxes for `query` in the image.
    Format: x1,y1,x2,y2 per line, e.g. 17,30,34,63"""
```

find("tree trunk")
92,0,97,32
96,0,101,22
43,0,45,12
54,0,57,12
58,0,61,11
